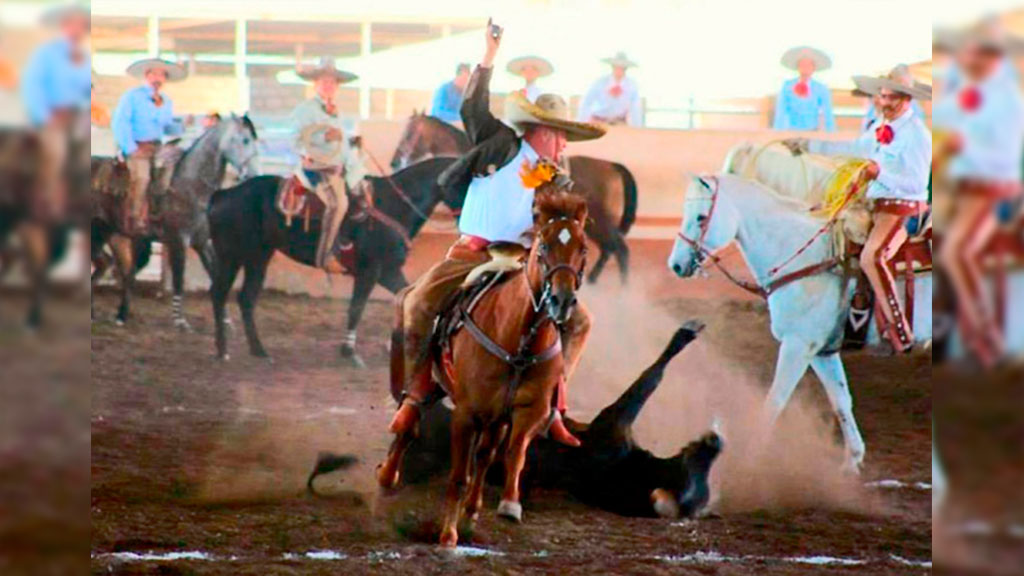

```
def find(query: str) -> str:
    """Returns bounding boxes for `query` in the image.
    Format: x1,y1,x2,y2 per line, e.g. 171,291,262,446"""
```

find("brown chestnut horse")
390,111,636,284
382,190,589,548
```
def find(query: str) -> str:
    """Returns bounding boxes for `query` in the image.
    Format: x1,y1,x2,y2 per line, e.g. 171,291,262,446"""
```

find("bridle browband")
530,215,587,312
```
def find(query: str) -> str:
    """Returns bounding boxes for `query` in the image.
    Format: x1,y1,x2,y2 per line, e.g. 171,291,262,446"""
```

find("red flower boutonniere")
875,124,894,145
958,87,982,112
608,84,623,98
793,80,810,98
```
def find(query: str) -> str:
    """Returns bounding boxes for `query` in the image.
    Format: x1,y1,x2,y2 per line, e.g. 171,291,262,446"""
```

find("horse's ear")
695,174,714,191
574,198,588,224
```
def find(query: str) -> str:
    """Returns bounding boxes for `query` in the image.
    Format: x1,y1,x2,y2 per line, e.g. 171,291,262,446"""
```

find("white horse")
667,174,933,472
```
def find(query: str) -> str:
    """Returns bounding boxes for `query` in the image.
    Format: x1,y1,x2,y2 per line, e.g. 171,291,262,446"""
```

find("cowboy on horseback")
111,57,187,237
784,64,931,354
388,21,606,448
289,56,371,269
20,2,91,226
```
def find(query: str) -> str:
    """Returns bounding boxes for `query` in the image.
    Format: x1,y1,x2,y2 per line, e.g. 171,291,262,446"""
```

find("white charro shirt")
577,74,642,126
458,139,540,246
808,107,931,202
933,61,1024,183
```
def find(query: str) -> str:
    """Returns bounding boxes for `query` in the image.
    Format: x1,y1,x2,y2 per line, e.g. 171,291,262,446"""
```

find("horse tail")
610,162,638,235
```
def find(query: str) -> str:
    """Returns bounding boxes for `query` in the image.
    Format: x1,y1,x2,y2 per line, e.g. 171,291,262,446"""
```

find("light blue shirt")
578,75,642,126
809,107,931,201
459,140,539,246
112,84,179,155
430,80,464,124
19,38,91,126
773,77,835,132
934,62,1024,183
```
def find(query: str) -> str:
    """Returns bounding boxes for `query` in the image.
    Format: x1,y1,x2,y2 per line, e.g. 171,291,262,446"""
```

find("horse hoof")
115,318,126,327
218,353,230,362
497,500,522,523
375,462,400,490
175,320,193,333
439,528,458,548
340,347,366,369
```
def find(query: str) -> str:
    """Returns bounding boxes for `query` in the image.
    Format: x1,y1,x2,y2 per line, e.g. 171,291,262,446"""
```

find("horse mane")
421,114,470,147
534,190,587,222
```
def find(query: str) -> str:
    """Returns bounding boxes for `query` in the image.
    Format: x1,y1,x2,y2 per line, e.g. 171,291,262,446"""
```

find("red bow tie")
875,124,894,145
793,80,810,98
958,87,982,112
608,84,623,98
151,94,164,107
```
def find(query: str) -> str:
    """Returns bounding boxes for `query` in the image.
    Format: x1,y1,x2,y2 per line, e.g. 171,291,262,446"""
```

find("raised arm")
460,20,507,144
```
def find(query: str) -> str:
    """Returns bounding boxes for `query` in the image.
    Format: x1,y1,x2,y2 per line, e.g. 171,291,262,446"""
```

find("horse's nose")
672,263,684,276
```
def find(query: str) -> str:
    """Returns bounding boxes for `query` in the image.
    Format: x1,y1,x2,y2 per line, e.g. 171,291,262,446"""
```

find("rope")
363,147,459,233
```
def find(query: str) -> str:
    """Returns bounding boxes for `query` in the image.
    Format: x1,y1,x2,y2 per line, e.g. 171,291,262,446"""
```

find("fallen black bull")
309,320,722,519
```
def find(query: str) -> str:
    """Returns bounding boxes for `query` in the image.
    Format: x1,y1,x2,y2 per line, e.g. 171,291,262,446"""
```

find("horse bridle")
675,176,720,268
393,125,423,169
530,216,588,316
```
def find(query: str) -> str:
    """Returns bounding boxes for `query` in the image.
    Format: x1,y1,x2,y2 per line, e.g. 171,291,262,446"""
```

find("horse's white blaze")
558,227,572,245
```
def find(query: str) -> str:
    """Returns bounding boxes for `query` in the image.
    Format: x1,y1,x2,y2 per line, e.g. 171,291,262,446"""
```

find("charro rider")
387,21,606,447
289,56,370,268
773,46,836,132
111,57,186,237
578,51,642,126
507,55,554,103
784,64,931,354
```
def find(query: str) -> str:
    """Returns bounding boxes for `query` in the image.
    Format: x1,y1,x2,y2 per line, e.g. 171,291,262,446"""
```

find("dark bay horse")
311,321,722,520
208,156,462,363
90,115,260,327
377,191,590,548
391,111,638,284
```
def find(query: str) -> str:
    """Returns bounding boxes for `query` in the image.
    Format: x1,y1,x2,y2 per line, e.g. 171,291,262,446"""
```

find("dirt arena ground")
84,265,939,576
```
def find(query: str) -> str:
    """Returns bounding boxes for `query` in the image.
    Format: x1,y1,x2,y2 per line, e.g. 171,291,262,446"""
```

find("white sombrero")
41,2,90,29
956,16,1024,54
126,58,187,82
296,56,359,83
852,64,931,101
506,56,554,78
503,92,606,142
601,51,638,69
780,46,832,71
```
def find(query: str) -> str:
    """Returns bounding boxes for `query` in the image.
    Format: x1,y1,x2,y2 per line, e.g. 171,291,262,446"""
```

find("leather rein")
676,175,848,298
457,217,586,416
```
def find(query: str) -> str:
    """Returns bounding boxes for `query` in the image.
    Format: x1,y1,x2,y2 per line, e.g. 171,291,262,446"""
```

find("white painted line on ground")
865,479,932,491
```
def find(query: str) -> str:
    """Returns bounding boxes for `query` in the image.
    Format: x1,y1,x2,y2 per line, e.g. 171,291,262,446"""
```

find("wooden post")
359,21,371,119
147,16,160,57
235,19,249,112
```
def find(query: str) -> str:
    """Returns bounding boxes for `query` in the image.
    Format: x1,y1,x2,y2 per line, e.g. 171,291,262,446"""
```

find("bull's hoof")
439,527,458,548
496,500,522,523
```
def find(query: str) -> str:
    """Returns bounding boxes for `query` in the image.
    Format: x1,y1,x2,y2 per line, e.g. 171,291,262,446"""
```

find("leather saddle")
276,173,327,230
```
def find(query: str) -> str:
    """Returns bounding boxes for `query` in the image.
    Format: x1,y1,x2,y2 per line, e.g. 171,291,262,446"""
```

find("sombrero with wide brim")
297,56,358,83
954,16,1024,54
780,46,832,71
41,2,90,29
601,51,638,69
503,92,606,142
852,79,930,99
852,65,931,101
126,58,187,82
506,56,554,78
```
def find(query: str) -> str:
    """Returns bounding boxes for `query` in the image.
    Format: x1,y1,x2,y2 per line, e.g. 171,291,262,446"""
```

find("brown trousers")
401,238,591,403
126,144,158,235
36,122,68,223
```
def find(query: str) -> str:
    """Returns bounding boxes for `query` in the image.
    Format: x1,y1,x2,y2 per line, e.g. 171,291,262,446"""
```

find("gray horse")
91,114,259,327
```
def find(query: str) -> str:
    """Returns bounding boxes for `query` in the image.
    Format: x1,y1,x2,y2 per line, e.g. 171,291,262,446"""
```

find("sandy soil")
87,276,935,575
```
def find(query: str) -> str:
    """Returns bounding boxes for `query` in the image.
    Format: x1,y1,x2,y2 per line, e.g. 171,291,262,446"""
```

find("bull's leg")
377,265,409,295
810,353,865,472
763,337,815,425
586,248,610,285
341,264,380,367
498,402,547,523
165,233,191,331
109,234,135,327
238,254,271,359
464,422,507,522
20,224,50,329
439,407,475,548
211,258,241,361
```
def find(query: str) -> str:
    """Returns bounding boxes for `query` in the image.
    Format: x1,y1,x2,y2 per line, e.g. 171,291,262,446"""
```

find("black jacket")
437,66,522,199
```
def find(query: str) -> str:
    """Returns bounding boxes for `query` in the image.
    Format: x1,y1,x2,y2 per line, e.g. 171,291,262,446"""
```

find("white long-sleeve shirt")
577,75,642,126
933,61,1024,183
809,107,931,202
458,140,539,246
